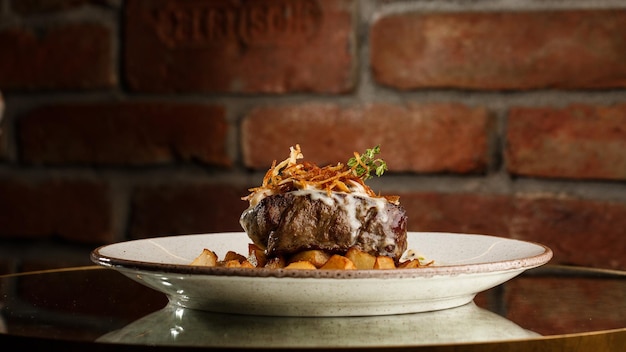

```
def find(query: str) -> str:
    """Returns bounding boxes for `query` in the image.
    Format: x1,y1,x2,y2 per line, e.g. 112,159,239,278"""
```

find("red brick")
504,277,626,335
0,24,115,90
399,192,513,236
506,104,626,181
9,0,108,14
19,102,230,166
0,177,112,243
392,191,626,270
130,183,250,238
510,194,626,270
371,10,626,90
241,102,492,173
124,0,355,93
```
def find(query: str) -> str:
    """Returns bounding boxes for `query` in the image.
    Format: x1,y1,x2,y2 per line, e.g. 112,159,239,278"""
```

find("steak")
240,191,407,261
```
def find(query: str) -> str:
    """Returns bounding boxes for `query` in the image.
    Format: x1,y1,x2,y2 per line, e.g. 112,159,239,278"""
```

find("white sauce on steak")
290,189,390,243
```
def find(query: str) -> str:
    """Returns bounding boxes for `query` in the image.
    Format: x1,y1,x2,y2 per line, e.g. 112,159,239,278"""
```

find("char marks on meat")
240,192,407,261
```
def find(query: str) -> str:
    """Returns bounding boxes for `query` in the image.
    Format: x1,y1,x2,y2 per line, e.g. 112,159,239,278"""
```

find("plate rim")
91,232,553,279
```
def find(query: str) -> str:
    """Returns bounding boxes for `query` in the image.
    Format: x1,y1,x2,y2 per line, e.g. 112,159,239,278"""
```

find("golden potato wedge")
398,259,421,269
248,243,264,254
190,248,218,267
247,244,267,267
320,254,357,270
345,247,376,269
373,256,396,269
264,256,287,269
224,251,247,263
289,250,331,268
240,260,255,268
221,259,242,268
284,260,317,270
248,248,267,268
219,259,253,268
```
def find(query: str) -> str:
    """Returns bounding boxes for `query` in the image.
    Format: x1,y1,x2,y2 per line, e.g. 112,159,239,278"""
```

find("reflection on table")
99,301,537,348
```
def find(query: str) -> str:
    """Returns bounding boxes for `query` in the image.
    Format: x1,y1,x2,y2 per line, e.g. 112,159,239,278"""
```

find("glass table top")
1,265,625,351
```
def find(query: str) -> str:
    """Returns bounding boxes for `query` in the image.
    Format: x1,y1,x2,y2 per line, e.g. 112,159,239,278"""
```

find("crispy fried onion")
243,145,400,206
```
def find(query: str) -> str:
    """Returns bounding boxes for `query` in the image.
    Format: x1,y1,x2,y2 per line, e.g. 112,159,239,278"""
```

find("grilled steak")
240,191,407,261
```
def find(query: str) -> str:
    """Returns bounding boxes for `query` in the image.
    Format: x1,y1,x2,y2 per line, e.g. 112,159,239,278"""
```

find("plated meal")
192,145,431,270
91,145,552,316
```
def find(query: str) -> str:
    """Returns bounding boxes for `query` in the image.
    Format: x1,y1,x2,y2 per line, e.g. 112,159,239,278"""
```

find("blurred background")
0,0,625,278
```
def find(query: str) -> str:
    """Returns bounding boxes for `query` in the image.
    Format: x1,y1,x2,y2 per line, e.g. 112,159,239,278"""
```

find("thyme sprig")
347,145,388,180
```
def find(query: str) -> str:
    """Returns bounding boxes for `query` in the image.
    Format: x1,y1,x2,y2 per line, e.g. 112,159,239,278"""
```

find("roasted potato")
289,250,331,268
320,254,357,270
285,260,317,270
224,251,247,263
220,259,255,268
398,259,421,269
264,256,287,269
247,243,267,268
190,248,218,267
345,247,376,269
222,259,242,268
373,256,396,269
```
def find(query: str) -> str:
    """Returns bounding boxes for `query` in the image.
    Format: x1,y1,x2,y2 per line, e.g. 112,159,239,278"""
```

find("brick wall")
1,0,626,276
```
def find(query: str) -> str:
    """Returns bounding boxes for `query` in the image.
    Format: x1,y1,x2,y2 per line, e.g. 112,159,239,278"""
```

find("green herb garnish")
347,145,388,180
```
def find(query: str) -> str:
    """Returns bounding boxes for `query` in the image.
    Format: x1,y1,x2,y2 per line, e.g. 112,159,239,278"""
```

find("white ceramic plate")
91,232,552,317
